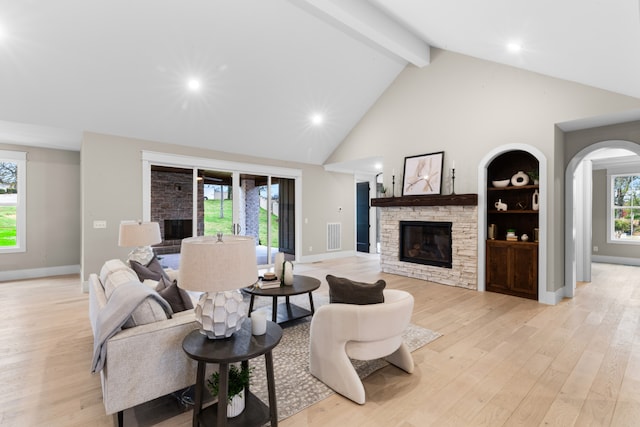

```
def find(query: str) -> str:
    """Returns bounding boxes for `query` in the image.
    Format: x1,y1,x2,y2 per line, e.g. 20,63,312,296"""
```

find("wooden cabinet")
486,240,538,299
486,150,538,300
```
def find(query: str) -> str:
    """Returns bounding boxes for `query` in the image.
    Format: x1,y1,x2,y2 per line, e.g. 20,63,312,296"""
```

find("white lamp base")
126,245,155,266
195,290,248,339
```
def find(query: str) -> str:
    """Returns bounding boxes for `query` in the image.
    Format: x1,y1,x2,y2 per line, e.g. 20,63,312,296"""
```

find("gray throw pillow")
158,280,194,313
130,256,171,288
326,274,385,305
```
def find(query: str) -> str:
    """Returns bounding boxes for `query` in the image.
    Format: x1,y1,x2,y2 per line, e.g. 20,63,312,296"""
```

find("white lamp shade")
178,235,258,292
118,221,162,247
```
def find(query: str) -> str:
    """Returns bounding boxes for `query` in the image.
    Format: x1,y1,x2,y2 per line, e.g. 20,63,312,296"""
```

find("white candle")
251,311,267,335
392,168,395,176
274,252,285,280
452,160,455,169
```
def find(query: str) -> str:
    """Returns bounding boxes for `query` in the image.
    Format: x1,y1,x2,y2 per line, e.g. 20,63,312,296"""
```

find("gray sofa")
88,259,213,424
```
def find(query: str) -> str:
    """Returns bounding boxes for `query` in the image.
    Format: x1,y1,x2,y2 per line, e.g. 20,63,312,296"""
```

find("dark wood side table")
182,319,282,427
244,275,321,324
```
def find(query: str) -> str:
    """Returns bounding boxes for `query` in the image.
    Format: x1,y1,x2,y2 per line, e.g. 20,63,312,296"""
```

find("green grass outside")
204,199,279,247
0,206,17,246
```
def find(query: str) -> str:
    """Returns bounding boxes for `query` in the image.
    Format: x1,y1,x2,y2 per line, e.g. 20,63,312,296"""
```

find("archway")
564,140,640,297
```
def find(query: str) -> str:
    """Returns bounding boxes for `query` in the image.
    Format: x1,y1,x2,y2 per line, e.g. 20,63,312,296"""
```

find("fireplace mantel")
371,193,477,208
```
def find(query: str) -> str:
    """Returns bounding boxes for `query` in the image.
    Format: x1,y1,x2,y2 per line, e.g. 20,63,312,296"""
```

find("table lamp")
178,234,258,339
118,220,162,265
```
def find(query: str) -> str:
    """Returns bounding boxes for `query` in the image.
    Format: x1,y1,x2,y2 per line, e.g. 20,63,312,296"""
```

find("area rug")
249,318,442,421
125,293,441,425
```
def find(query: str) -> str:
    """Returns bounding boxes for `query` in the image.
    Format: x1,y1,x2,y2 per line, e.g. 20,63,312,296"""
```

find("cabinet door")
510,244,538,298
486,242,510,293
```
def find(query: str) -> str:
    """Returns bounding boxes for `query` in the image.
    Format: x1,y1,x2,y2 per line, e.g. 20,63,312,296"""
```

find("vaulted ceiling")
1,0,639,166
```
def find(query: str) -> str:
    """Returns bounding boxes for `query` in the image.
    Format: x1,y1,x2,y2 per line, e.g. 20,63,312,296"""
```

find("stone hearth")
377,201,477,290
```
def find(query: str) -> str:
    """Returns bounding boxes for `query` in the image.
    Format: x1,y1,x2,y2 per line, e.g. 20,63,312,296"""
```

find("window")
610,173,640,243
0,151,26,253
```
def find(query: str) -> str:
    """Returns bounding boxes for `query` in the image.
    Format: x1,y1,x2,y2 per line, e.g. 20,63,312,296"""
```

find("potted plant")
206,364,252,418
528,170,539,185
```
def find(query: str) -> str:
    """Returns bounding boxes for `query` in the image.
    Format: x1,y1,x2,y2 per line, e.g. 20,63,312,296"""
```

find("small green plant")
528,170,539,182
206,364,252,400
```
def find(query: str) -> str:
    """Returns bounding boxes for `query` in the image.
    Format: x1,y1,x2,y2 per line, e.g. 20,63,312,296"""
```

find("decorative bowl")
492,179,510,188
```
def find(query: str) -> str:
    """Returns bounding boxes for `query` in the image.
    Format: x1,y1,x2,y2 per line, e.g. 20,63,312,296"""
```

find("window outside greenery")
203,199,279,247
0,161,18,248
612,174,640,241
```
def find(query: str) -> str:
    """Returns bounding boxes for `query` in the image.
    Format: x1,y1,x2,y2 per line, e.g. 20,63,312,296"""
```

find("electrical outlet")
593,246,598,252
309,246,313,252
93,220,107,229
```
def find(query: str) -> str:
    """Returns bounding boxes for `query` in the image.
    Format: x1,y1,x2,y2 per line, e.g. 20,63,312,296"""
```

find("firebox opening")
399,220,452,268
164,219,193,241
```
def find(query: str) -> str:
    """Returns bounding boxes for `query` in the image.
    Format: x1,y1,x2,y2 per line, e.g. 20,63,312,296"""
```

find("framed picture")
402,151,444,196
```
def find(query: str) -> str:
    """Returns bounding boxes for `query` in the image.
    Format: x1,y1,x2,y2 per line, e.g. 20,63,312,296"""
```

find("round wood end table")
182,319,282,427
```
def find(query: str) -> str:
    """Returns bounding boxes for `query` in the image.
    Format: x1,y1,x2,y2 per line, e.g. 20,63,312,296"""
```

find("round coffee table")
244,275,320,324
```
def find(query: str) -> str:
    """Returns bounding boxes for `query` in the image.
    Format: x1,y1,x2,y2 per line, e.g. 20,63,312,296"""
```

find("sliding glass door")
143,151,301,269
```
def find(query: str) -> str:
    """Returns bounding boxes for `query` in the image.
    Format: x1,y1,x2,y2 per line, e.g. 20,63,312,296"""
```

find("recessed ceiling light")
310,113,324,126
187,78,201,91
507,42,522,53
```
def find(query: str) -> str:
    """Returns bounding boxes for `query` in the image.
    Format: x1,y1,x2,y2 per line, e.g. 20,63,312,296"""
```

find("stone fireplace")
373,195,478,290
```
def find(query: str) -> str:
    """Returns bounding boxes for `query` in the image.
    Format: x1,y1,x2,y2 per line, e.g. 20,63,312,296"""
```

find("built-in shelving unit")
486,150,539,300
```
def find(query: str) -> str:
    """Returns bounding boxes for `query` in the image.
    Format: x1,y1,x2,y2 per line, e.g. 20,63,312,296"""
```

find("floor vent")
327,222,341,251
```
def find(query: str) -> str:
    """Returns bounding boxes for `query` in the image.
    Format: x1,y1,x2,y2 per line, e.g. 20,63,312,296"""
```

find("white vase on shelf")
511,171,530,187
532,189,540,211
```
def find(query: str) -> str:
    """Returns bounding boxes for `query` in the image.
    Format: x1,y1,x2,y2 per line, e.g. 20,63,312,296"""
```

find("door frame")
564,140,640,298
141,150,303,262
355,173,378,254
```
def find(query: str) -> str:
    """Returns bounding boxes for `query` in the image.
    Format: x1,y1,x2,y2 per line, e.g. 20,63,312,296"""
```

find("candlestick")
392,175,395,198
451,168,456,195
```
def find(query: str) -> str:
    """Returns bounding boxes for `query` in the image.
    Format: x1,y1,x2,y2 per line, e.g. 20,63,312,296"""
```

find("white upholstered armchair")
308,289,415,404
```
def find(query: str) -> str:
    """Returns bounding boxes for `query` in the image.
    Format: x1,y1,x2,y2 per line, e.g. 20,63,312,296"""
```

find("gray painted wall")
327,49,640,294
0,143,80,275
80,132,355,280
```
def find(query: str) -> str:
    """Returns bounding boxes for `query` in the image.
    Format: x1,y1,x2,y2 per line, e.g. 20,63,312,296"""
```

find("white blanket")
91,280,172,373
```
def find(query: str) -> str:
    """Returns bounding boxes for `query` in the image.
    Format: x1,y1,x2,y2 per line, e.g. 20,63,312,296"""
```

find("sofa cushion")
99,259,171,328
123,290,171,328
326,275,386,305
101,259,142,299
158,280,194,313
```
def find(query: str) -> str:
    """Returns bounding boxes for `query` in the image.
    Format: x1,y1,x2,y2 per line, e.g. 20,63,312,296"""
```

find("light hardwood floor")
1,256,639,426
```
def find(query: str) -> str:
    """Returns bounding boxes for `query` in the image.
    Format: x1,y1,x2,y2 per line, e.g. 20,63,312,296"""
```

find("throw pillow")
326,274,385,305
158,280,195,313
130,256,172,288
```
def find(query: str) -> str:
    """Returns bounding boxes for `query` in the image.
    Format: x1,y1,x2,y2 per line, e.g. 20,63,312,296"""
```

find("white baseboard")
592,255,640,266
539,287,565,305
298,250,356,264
0,264,81,282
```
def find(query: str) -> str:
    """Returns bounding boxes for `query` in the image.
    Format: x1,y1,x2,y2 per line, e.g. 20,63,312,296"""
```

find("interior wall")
327,48,640,295
0,143,80,277
80,132,355,280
